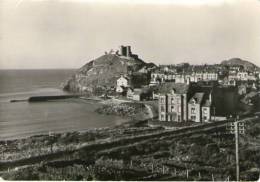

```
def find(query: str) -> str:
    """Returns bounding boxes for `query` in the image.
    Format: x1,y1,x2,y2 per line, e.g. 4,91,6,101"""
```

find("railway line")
0,116,259,172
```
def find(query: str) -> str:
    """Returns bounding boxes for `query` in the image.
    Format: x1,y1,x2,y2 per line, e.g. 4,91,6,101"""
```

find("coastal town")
66,45,260,124
1,46,260,181
2,0,260,180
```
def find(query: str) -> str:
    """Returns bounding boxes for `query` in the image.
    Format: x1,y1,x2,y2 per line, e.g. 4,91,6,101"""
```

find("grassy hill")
221,58,259,71
63,54,149,93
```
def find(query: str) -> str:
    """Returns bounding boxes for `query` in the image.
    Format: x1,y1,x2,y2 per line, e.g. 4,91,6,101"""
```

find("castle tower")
126,46,132,57
119,45,127,56
119,45,131,57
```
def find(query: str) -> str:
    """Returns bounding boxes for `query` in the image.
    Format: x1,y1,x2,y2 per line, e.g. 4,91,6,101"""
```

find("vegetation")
95,102,149,120
1,118,260,181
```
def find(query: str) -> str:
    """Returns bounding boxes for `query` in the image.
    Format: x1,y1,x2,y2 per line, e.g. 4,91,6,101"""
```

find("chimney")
209,92,212,103
185,77,190,85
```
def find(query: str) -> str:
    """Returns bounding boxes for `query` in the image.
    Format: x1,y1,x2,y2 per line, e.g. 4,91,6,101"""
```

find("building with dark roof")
188,92,212,122
158,83,189,122
158,82,214,123
188,92,204,122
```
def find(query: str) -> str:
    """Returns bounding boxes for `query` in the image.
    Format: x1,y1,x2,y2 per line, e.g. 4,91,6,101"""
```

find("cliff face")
63,54,147,93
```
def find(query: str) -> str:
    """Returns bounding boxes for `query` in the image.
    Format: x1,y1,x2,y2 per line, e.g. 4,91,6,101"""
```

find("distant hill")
63,53,153,93
221,58,259,71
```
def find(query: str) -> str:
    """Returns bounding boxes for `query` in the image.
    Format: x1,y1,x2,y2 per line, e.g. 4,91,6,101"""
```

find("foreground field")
0,117,260,181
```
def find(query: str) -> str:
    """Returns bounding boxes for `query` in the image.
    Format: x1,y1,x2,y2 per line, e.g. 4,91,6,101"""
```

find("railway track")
1,116,258,171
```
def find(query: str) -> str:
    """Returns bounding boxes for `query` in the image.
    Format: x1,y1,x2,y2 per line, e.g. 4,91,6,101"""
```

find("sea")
0,69,128,140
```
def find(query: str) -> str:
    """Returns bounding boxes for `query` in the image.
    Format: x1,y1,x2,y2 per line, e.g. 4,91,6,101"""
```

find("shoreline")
1,95,134,141
1,96,155,141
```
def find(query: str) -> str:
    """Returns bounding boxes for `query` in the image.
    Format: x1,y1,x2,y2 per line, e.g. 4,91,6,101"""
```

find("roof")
133,88,142,95
246,91,258,98
133,87,151,95
117,75,129,81
189,92,204,104
202,99,212,107
158,83,189,95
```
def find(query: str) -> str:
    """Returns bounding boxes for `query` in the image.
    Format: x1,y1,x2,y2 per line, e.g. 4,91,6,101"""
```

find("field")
0,117,260,180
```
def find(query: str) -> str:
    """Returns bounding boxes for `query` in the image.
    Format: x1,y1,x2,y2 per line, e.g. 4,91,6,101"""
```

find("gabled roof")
189,92,204,104
158,83,189,95
117,75,129,81
202,99,212,107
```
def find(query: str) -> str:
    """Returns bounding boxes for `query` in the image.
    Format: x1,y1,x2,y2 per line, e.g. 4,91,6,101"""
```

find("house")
228,73,238,81
237,71,248,81
137,66,149,74
158,83,189,122
116,85,125,93
188,92,204,122
132,88,152,101
201,98,212,122
126,87,134,99
133,89,142,101
228,71,251,81
152,91,160,100
238,84,247,95
247,73,257,81
116,75,129,93
229,65,243,71
188,92,212,122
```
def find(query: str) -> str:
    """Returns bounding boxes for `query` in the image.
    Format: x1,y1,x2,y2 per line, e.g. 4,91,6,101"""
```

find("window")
161,106,165,112
161,114,165,121
171,98,174,104
160,97,164,103
203,108,207,114
191,107,196,114
171,106,174,112
191,116,196,120
203,116,207,120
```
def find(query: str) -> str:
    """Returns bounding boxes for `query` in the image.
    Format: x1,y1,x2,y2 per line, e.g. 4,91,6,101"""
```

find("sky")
0,0,260,69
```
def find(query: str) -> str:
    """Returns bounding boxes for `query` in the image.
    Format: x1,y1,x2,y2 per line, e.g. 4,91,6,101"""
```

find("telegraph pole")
227,116,245,181
234,121,239,181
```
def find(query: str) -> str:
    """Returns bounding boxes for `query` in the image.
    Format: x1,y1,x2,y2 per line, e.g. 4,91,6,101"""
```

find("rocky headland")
62,51,156,94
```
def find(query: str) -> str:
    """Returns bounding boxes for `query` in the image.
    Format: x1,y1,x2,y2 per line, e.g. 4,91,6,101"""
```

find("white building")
116,75,129,93
192,72,218,81
237,72,248,81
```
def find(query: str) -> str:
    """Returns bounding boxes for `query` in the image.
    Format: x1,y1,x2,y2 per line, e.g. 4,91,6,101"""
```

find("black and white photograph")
0,0,260,181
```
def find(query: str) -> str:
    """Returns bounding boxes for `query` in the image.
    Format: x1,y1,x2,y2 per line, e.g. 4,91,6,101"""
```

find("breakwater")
28,95,80,102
